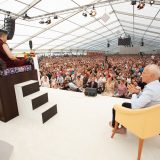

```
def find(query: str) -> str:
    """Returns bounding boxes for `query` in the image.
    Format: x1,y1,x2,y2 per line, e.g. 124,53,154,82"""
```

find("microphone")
29,40,33,50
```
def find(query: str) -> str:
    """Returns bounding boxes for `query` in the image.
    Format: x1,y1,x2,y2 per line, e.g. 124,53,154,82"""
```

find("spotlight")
141,39,144,46
39,19,44,24
137,0,145,10
82,11,87,17
131,0,136,5
53,15,58,19
89,6,96,17
150,0,155,5
23,13,31,19
107,42,110,48
141,42,144,46
45,17,51,24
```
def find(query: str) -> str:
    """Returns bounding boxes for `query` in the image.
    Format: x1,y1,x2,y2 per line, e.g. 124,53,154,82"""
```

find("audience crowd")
39,54,160,98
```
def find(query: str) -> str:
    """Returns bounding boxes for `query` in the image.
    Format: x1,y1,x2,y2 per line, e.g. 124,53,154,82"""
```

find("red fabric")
0,39,26,68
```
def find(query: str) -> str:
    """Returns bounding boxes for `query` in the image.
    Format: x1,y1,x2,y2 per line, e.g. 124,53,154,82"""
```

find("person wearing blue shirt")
109,64,160,134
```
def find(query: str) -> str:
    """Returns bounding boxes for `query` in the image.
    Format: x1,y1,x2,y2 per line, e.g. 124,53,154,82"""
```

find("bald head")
0,29,8,37
142,64,160,83
0,29,8,42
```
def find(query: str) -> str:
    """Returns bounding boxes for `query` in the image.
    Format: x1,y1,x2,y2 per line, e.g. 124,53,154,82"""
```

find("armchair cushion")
114,104,160,139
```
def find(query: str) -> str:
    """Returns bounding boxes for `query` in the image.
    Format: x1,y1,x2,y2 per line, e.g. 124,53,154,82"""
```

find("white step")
34,102,54,113
24,91,47,100
32,102,57,124
15,80,38,87
14,80,57,124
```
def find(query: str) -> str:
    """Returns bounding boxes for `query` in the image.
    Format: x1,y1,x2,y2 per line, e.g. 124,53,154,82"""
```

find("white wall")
119,46,140,54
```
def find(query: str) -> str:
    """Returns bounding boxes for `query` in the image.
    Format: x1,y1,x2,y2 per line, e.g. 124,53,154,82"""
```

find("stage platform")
0,87,160,160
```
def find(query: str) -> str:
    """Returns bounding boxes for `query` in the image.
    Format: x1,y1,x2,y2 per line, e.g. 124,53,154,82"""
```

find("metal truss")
46,20,119,50
12,10,82,49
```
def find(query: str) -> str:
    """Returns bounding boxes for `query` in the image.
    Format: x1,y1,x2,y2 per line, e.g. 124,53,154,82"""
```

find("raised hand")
128,84,140,94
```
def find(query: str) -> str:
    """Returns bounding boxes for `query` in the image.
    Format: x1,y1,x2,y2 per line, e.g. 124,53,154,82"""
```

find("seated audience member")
109,64,160,134
103,77,115,96
38,54,160,94
75,76,83,89
127,78,141,98
136,76,146,90
86,76,98,89
83,73,89,88
50,75,57,88
41,74,50,88
47,71,52,81
117,79,127,98
65,73,72,81
61,80,70,90
68,82,82,92
57,74,64,87
0,29,31,68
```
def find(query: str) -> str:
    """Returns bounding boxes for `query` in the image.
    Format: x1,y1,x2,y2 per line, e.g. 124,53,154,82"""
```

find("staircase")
14,80,57,124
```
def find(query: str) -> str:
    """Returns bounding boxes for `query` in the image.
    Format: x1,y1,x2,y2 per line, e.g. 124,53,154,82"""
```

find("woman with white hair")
110,64,160,134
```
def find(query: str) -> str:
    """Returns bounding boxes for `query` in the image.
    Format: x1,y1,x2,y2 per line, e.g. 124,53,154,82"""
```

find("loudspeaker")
4,18,15,40
131,0,136,5
141,41,144,46
118,37,131,46
29,40,33,50
84,88,97,97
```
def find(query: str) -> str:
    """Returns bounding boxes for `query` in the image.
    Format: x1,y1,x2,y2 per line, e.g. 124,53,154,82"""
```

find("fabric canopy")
0,0,160,54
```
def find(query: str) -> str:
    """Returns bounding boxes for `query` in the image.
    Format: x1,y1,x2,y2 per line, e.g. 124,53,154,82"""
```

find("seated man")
86,76,98,89
109,64,160,134
0,29,31,68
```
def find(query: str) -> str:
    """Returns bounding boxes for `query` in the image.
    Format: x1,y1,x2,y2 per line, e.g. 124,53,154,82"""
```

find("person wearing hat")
0,29,27,68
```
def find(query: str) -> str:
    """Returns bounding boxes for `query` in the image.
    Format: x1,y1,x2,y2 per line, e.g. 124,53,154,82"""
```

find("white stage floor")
0,87,160,160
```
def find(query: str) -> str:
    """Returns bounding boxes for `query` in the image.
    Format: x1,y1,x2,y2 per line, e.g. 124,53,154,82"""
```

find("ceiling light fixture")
89,6,96,17
137,0,145,10
53,15,58,19
150,0,155,5
45,17,51,24
141,38,144,46
23,13,31,19
107,42,110,48
82,10,87,17
39,18,44,24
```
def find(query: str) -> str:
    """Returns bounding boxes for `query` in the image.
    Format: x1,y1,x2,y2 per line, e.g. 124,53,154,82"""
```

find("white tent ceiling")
0,0,160,53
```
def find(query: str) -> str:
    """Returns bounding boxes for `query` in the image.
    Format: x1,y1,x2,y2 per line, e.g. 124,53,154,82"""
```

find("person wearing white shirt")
57,75,64,86
110,64,160,134
41,75,50,88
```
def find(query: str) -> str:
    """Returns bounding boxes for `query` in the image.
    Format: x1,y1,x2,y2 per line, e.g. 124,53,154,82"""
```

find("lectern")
0,68,38,122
